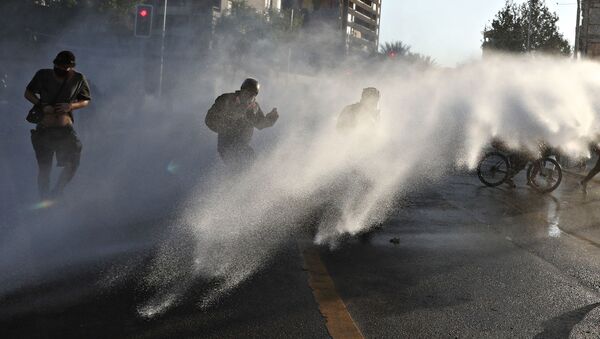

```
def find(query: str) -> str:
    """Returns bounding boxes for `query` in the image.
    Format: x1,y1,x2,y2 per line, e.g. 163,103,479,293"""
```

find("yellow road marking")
301,245,364,339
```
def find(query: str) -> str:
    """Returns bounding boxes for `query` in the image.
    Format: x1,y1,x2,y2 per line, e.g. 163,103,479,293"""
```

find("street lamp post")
575,0,581,58
527,0,532,52
158,0,168,98
287,9,294,75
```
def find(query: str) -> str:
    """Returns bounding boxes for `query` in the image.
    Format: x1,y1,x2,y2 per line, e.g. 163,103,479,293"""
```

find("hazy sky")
379,0,577,66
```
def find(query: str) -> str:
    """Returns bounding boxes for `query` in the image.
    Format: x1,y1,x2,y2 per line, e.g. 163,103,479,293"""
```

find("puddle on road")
547,208,561,238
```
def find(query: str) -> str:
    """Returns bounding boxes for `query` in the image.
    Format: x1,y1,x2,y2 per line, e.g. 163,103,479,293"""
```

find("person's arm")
25,71,42,105
206,95,229,133
55,100,89,115
252,103,278,130
24,89,41,106
25,70,43,106
336,106,353,131
26,89,57,115
373,109,381,122
25,71,56,115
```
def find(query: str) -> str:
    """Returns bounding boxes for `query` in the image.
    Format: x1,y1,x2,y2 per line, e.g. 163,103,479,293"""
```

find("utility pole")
575,0,581,58
158,0,168,97
527,0,532,52
287,9,294,75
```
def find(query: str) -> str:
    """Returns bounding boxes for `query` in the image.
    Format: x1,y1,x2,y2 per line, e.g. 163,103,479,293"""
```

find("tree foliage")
483,0,571,55
379,41,436,67
215,0,303,43
33,0,137,12
214,0,304,65
1,0,137,29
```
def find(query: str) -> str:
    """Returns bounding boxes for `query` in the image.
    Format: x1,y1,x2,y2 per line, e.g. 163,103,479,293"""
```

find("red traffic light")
134,4,153,38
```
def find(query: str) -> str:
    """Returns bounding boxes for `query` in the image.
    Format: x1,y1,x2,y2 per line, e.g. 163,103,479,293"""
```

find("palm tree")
380,41,412,59
379,41,436,67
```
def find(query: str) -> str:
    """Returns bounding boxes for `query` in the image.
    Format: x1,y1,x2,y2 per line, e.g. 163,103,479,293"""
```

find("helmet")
53,50,76,67
361,87,380,100
241,78,260,95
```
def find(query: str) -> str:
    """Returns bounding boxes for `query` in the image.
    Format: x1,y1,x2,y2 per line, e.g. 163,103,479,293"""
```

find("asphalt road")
2,171,600,338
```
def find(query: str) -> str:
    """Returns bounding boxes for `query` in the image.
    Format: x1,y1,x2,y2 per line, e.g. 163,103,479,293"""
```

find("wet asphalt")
322,173,600,338
2,171,600,338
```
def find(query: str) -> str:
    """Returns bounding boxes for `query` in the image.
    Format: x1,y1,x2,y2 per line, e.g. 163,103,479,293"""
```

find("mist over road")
3,2,600,337
2,172,600,338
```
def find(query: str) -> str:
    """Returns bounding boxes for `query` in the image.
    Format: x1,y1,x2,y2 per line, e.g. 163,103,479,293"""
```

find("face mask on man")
53,66,69,78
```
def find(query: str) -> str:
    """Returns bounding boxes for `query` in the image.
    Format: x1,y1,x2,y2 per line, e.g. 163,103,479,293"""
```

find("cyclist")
490,139,530,188
490,139,560,188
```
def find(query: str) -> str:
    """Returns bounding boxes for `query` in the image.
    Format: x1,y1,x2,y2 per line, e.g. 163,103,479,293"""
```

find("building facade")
578,0,600,58
218,0,282,12
283,0,382,54
342,0,381,53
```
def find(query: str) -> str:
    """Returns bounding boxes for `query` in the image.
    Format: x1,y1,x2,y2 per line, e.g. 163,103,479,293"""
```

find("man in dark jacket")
24,51,91,199
205,78,278,169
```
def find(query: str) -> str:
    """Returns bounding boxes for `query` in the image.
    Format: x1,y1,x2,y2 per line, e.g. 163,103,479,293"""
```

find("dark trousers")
583,157,600,184
31,126,82,199
218,144,255,172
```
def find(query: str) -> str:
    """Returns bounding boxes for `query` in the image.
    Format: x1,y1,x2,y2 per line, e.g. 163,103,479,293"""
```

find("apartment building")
282,0,382,54
577,0,600,57
218,0,282,12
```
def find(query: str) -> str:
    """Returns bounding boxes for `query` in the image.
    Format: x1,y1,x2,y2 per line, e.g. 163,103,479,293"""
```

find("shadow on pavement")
534,302,600,339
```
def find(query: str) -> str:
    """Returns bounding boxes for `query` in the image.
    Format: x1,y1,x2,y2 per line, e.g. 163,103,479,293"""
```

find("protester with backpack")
24,51,91,200
205,78,278,171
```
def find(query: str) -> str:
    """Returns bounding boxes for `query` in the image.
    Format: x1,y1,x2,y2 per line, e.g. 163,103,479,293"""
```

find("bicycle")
477,150,563,193
557,155,587,171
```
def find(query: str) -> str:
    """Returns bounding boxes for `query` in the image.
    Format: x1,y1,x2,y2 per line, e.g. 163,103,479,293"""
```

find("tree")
380,41,411,59
215,0,303,43
482,0,571,55
214,0,304,68
32,0,136,13
1,0,137,33
379,41,436,67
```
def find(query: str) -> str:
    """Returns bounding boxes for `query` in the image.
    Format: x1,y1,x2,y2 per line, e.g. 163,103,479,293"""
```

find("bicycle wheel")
527,157,562,193
477,152,510,187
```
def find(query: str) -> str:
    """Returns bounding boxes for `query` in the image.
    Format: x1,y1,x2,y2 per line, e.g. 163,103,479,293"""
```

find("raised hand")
266,108,279,122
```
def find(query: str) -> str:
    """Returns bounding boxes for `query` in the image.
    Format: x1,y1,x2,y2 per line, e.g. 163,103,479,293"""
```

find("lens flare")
29,200,55,210
167,160,179,174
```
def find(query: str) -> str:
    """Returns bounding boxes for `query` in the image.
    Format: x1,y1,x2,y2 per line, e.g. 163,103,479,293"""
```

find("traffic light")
134,4,153,38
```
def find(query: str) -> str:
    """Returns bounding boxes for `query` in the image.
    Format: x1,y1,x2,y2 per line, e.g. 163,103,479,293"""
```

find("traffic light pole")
575,0,581,58
158,0,168,98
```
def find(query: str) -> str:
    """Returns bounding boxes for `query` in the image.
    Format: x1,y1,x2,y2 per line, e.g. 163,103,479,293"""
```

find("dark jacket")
336,102,380,132
206,91,276,151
